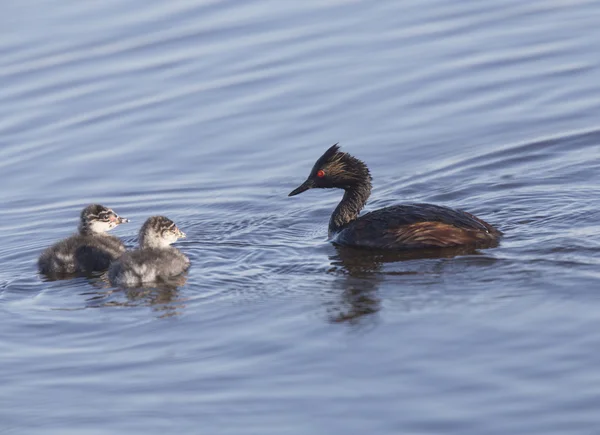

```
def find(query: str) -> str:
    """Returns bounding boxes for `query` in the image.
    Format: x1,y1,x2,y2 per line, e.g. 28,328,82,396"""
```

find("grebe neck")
329,181,371,236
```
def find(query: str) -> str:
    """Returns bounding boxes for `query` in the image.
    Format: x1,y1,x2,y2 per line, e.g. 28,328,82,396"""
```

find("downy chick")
108,216,189,287
38,204,129,276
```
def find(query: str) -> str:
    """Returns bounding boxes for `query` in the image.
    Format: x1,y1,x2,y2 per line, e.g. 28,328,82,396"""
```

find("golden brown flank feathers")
388,221,498,248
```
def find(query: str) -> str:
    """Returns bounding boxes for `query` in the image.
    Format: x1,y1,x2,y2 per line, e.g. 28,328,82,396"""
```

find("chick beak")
288,179,313,197
116,216,130,224
177,229,186,239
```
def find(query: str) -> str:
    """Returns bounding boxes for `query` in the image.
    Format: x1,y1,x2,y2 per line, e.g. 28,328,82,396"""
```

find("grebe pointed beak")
117,216,130,224
288,179,313,197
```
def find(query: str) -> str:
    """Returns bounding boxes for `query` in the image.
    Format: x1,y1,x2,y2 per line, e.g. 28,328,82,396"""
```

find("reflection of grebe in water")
327,244,487,324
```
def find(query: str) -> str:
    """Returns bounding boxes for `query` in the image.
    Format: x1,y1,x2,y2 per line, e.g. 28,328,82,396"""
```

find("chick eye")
317,170,325,178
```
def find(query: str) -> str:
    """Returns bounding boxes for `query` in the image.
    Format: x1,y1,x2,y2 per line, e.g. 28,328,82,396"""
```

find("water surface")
2,1,600,434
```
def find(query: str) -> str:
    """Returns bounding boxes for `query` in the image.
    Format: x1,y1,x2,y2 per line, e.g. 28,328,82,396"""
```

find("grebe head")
288,143,372,196
79,204,129,234
138,216,186,249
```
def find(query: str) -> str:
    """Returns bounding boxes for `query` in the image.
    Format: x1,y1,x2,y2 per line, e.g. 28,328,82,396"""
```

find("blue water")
2,1,600,434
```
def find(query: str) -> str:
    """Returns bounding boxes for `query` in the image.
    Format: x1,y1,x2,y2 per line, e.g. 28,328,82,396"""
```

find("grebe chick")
108,216,189,287
38,204,129,276
289,144,501,250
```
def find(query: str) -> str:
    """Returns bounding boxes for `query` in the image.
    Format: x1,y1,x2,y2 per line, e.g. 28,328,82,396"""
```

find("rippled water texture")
2,1,600,434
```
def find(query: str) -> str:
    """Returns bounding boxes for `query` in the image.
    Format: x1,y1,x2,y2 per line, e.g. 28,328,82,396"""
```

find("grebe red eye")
317,170,325,178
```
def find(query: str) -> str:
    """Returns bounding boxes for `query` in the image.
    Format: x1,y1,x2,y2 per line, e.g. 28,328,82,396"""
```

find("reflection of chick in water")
124,278,188,318
87,273,188,318
327,244,485,323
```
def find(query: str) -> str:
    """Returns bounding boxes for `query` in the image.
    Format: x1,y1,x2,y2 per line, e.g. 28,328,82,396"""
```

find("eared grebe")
38,204,129,275
288,144,501,250
108,216,189,287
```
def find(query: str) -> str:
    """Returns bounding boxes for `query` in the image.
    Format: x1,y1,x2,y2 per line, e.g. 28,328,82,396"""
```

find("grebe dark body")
289,144,501,250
